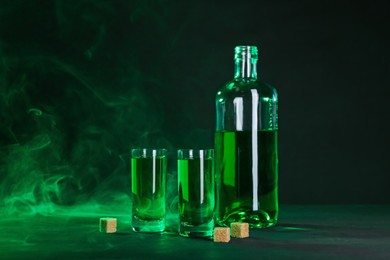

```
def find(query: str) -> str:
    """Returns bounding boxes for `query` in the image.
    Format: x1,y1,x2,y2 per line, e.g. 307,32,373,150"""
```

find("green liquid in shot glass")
178,157,214,237
131,156,167,232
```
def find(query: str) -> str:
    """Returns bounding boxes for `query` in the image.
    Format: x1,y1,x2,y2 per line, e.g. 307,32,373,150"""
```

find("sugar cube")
99,217,117,233
230,222,249,238
213,227,230,243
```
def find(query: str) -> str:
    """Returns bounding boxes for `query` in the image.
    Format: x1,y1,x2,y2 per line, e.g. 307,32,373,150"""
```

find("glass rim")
177,148,214,152
131,148,167,152
131,148,167,158
177,149,214,159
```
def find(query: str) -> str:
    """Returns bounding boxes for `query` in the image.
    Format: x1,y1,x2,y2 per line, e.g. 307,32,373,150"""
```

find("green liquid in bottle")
215,130,278,228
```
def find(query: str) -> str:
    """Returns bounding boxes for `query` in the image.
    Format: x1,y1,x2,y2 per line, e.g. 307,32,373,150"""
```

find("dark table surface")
1,204,390,259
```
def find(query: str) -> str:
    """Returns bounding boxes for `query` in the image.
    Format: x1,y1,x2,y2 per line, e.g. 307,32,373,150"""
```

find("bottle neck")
234,57,258,79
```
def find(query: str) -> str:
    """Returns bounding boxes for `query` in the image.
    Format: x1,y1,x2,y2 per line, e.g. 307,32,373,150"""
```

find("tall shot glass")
131,148,167,232
178,149,215,237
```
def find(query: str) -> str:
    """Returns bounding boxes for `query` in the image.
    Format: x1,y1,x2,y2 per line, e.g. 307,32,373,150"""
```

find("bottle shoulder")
216,79,278,99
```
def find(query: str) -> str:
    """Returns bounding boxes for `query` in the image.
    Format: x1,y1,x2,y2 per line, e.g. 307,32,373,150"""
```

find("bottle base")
217,209,277,228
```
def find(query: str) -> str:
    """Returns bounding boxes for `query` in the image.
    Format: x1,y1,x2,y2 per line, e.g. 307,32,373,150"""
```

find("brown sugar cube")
99,217,117,233
213,227,230,243
230,222,249,238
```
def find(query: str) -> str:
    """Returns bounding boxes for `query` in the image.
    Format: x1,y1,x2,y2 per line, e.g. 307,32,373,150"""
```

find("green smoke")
0,0,169,217
0,54,134,216
0,1,213,229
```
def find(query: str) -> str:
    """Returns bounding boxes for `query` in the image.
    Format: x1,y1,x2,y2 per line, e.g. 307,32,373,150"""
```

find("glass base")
132,215,165,233
179,219,214,238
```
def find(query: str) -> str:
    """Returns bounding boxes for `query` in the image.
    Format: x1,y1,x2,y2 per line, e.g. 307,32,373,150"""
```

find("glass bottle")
215,45,278,228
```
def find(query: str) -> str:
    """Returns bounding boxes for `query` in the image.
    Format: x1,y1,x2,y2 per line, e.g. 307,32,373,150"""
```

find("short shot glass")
131,148,167,232
177,149,215,238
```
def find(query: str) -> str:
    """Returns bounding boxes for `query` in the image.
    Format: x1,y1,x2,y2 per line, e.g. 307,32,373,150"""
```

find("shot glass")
177,149,215,237
131,148,167,232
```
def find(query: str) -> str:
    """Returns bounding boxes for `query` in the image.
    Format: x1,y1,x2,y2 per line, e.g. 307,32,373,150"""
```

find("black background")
0,0,389,206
